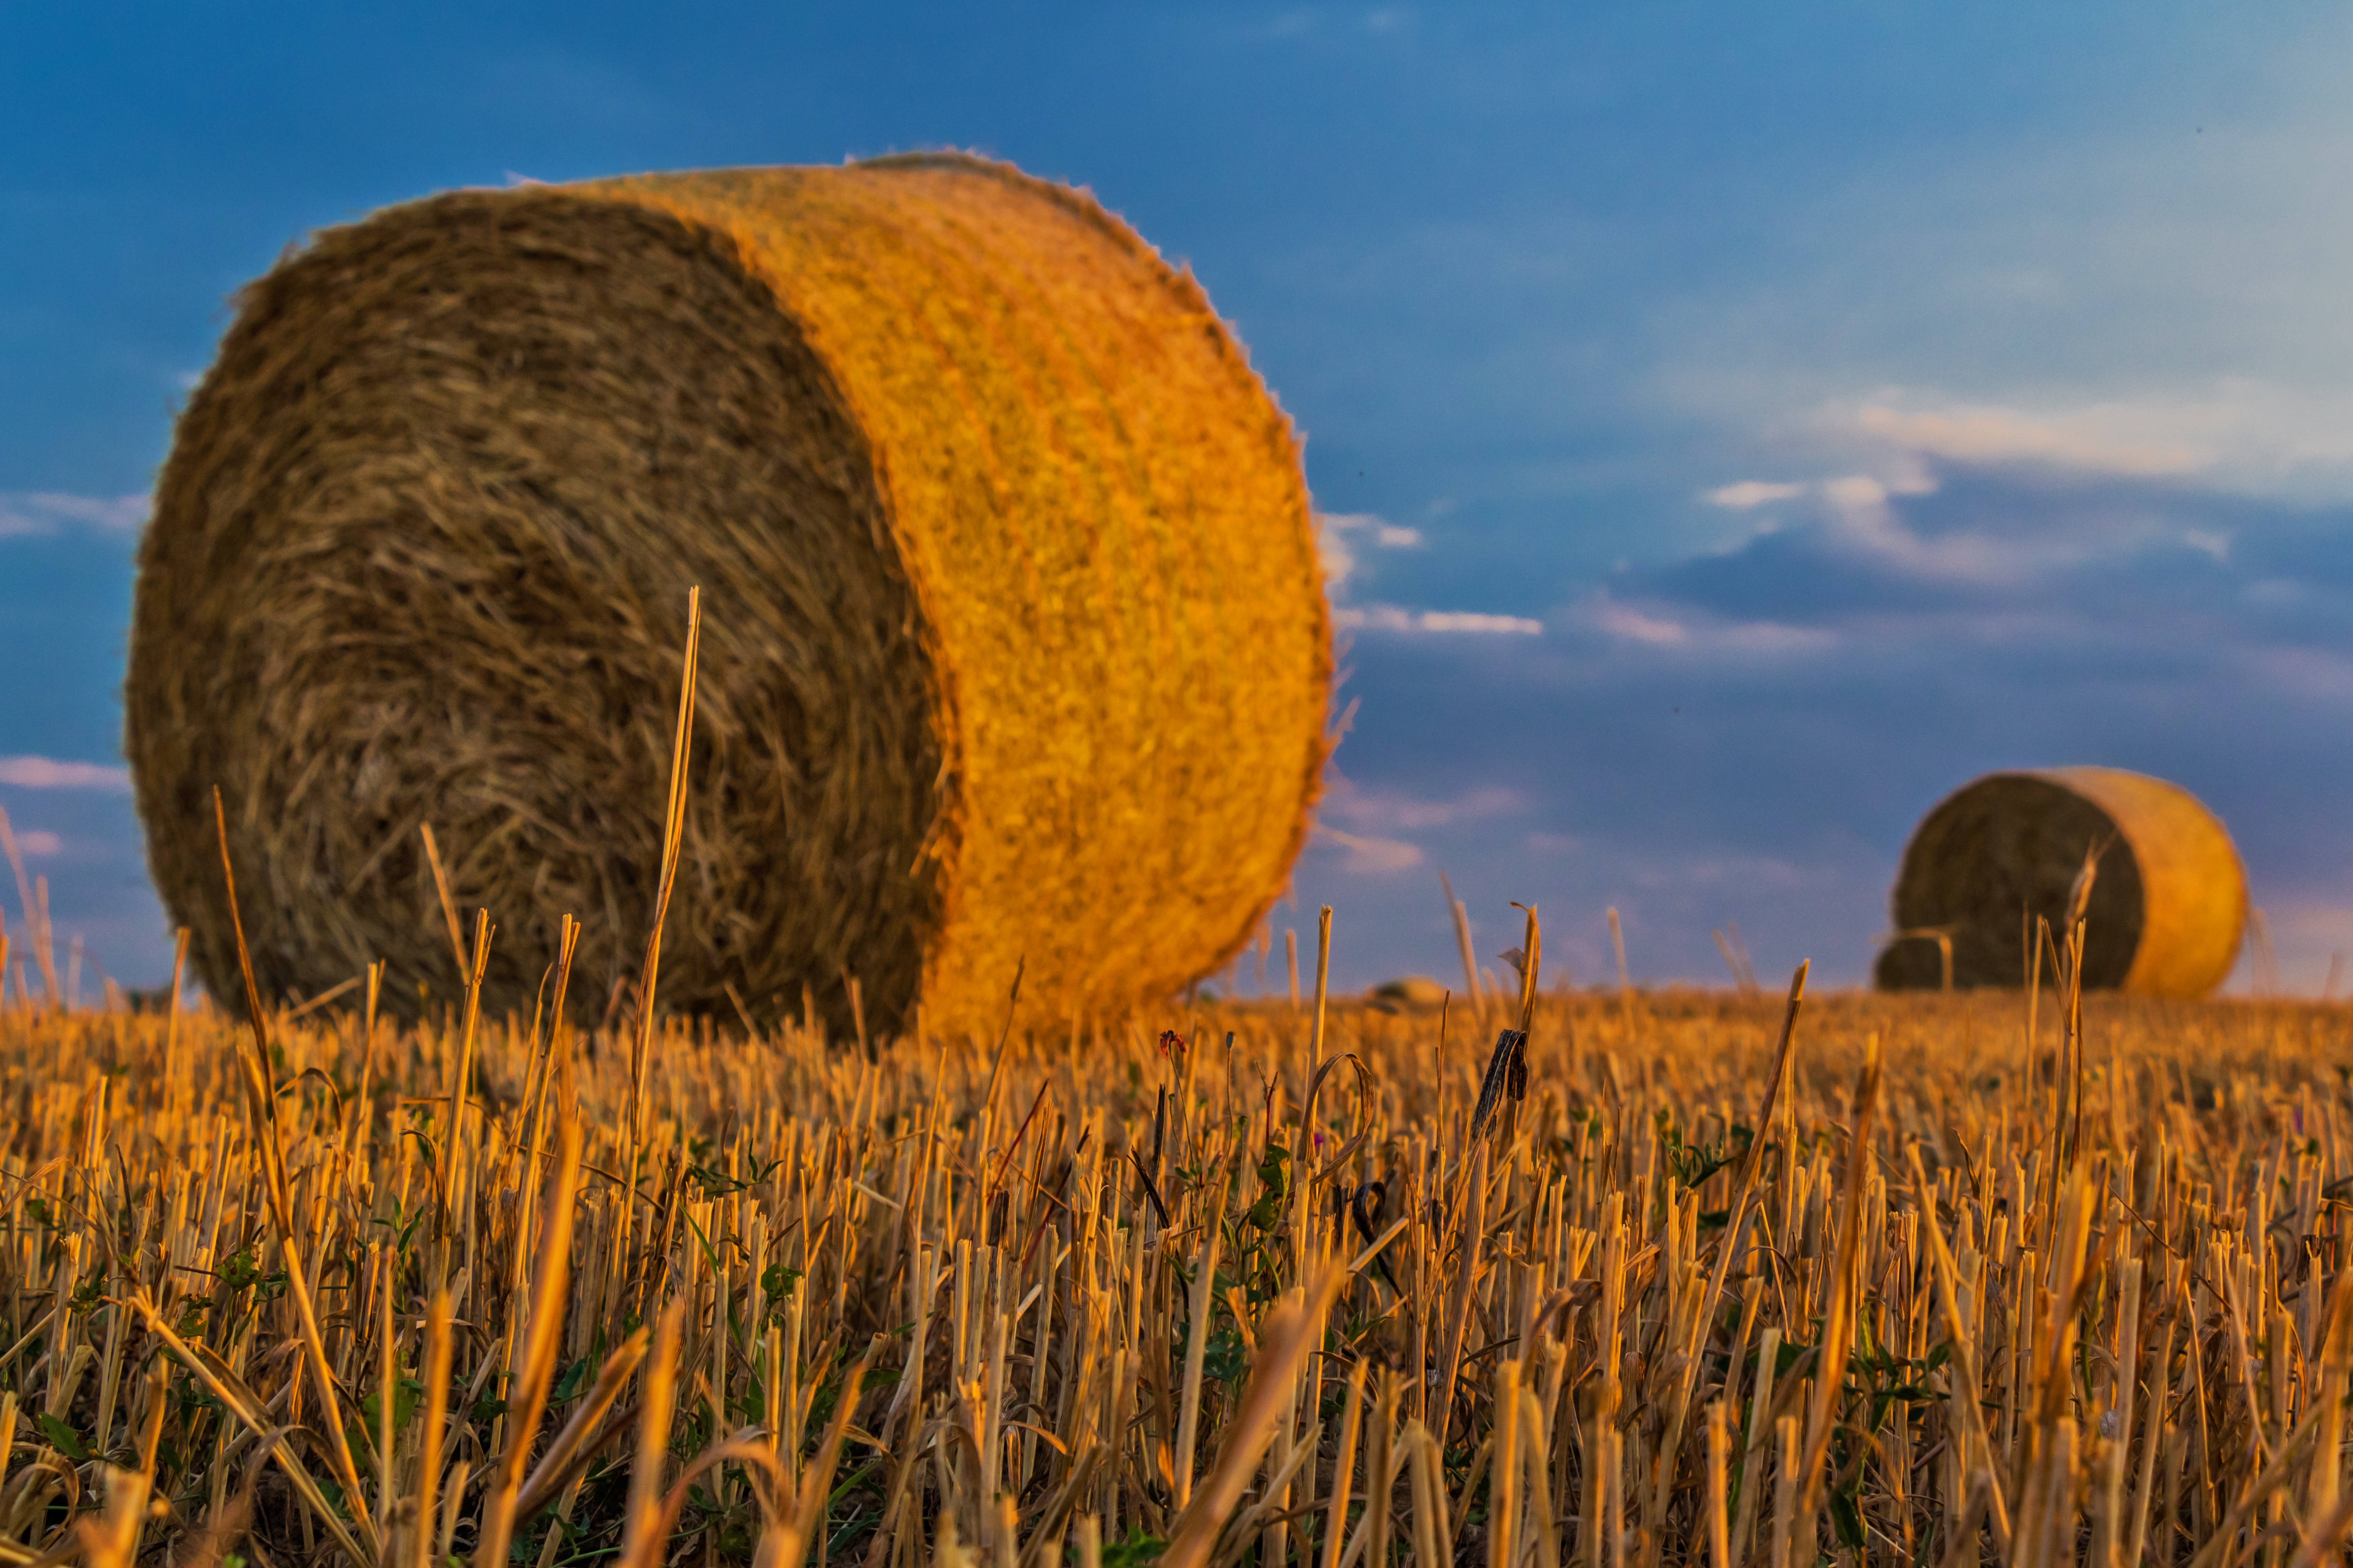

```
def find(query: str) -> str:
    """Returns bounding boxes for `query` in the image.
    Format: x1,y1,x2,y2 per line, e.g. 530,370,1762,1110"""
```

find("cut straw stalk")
209,786,380,1563
1647,962,1806,1565
1173,1173,1230,1510
479,1116,585,1568
1795,1031,1882,1534
1161,1266,1348,1568
413,1290,455,1568
628,584,702,1165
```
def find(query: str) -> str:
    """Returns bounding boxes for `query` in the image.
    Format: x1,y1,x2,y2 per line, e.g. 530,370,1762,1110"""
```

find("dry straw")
1877,765,2246,997
11,951,2353,1566
127,151,1329,1036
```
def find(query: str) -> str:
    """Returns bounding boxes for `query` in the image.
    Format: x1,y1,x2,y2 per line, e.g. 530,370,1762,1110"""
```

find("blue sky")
7,3,2353,996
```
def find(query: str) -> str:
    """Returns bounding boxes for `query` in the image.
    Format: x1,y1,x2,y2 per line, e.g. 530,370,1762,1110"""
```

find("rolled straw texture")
126,153,1330,1036
1874,766,2245,998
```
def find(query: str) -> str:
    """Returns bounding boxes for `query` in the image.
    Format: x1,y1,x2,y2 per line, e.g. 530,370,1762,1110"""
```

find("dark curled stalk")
1345,1180,1401,1293
1131,1149,1172,1229
1468,1028,1528,1143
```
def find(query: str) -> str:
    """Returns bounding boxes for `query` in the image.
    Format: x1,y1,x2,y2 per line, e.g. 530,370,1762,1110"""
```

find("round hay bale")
126,153,1331,1037
1369,975,1449,1011
1874,766,2245,998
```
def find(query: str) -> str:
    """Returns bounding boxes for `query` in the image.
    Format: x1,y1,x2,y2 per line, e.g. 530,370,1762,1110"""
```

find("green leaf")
360,1376,423,1438
551,1357,592,1403
1828,1492,1866,1550
38,1412,90,1462
1203,1326,1249,1385
1257,1142,1290,1202
1098,1532,1167,1568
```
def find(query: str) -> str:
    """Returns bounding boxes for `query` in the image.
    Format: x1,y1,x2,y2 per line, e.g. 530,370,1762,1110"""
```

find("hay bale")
1370,976,1449,1011
1874,766,2245,998
126,153,1331,1037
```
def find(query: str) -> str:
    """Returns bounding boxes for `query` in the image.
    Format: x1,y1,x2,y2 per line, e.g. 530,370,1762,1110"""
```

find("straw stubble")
8,960,2353,1566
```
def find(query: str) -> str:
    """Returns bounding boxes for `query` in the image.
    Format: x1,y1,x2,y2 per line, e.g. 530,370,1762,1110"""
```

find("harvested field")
3,927,2351,1568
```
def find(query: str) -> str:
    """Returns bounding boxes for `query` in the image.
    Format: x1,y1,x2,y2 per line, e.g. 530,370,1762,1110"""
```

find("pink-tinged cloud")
0,756,131,789
1326,783,1522,833
1705,480,1805,509
1851,403,2206,477
1314,825,1426,874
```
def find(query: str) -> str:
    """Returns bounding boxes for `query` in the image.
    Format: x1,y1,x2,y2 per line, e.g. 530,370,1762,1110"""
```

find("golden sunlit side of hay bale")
1876,764,2245,996
126,153,1330,1036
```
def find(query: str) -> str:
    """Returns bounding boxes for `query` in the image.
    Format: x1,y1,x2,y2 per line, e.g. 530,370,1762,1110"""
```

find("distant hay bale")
1370,976,1449,1011
1875,767,2245,998
126,153,1331,1037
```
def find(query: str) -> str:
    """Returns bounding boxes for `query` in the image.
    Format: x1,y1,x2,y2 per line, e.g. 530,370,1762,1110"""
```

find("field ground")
4,969,2353,1568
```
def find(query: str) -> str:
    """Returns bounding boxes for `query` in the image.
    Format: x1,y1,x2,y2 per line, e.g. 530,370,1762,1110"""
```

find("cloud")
1317,510,1426,592
12,830,62,857
1687,456,2261,595
0,757,131,789
1589,599,1687,646
0,492,150,538
1326,782,1521,833
1706,480,1806,509
1579,594,1836,654
1320,512,1541,635
1850,402,2209,478
1306,781,1525,878
1800,385,2353,498
1314,824,1425,873
1336,604,1544,635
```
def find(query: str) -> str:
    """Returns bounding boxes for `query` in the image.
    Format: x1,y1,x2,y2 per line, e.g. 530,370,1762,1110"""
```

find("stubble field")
2,935,2348,1568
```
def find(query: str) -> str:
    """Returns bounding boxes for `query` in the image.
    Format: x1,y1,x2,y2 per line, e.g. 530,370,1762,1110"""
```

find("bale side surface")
585,156,1331,1036
2048,766,2245,998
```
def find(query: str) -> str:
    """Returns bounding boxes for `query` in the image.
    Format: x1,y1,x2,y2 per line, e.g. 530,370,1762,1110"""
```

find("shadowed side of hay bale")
1876,766,2245,998
130,191,940,1030
127,155,1330,1037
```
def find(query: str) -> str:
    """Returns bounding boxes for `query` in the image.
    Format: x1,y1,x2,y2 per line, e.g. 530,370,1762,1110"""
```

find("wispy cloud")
1326,782,1522,833
0,492,149,539
1309,781,1526,876
1706,480,1807,509
1317,510,1426,591
1759,384,2353,500
1336,604,1544,635
0,757,131,789
1579,594,1836,654
1313,824,1425,873
12,830,62,856
1320,510,1541,634
1850,402,2207,477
